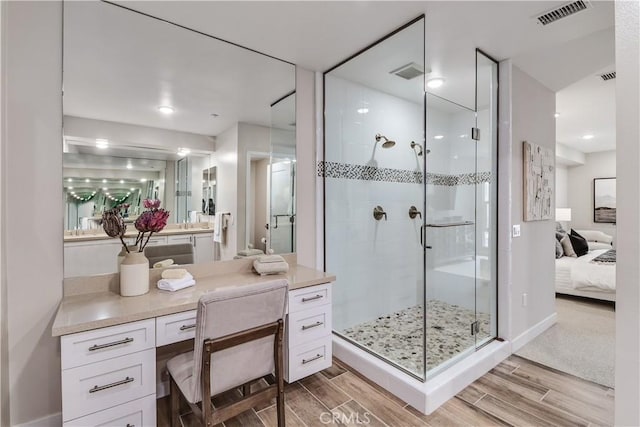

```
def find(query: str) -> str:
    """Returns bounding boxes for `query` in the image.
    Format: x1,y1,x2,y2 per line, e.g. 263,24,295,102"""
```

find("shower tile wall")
326,75,424,331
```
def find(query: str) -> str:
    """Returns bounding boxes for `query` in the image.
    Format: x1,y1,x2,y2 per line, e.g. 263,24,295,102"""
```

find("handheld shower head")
375,134,396,148
410,141,424,156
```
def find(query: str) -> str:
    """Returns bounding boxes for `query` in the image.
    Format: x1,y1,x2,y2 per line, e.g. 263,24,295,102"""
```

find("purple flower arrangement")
102,199,170,253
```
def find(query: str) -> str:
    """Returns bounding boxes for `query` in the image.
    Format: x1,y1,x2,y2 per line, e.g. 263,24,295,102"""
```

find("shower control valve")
408,206,422,219
373,206,387,221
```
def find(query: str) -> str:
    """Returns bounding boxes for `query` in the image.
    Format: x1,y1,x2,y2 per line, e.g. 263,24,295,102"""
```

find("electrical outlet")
522,293,528,307
512,224,521,237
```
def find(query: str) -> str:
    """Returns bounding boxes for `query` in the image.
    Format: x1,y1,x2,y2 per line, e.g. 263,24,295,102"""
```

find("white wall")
211,124,238,260
237,122,270,252
555,165,568,208
508,65,556,341
566,150,616,235
5,2,63,424
0,1,7,424
614,0,640,424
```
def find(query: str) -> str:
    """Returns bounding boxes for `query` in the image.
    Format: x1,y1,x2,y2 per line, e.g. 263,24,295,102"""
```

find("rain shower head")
375,134,396,148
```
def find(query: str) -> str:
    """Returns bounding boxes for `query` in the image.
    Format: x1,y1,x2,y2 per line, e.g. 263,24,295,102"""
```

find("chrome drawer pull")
179,324,196,331
301,321,324,331
301,294,323,303
89,376,134,393
88,337,133,351
302,354,323,365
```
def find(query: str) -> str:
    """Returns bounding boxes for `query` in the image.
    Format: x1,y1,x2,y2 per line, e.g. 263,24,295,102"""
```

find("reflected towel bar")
425,221,475,227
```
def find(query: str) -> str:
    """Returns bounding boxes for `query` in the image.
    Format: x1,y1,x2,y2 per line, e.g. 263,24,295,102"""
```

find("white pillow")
574,229,613,244
588,241,613,251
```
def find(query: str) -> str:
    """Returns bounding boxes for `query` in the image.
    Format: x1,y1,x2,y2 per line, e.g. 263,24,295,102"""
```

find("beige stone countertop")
63,226,214,242
52,262,335,337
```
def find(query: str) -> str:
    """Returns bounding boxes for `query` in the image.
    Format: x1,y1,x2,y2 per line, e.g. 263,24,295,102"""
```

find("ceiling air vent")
600,71,616,81
534,0,591,26
390,63,424,80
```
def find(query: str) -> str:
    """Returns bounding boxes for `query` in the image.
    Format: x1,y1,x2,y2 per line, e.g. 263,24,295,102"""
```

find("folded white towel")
237,248,264,257
153,259,174,269
161,268,189,279
253,260,289,275
256,254,286,264
157,272,195,292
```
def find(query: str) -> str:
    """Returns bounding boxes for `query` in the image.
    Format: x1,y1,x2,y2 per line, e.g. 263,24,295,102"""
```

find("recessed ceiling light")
357,108,369,114
582,134,594,140
177,148,190,157
434,135,444,140
140,178,147,183
126,164,133,170
157,105,174,114
102,187,108,191
67,178,73,182
85,178,90,183
554,112,560,118
95,138,109,149
102,179,107,183
105,192,110,196
130,188,135,191
426,78,445,89
68,186,73,190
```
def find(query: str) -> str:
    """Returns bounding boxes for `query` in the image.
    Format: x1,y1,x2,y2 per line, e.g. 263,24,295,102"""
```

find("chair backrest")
191,279,288,401
144,243,194,267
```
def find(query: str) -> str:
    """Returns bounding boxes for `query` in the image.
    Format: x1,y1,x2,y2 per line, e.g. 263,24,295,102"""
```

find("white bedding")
558,249,616,291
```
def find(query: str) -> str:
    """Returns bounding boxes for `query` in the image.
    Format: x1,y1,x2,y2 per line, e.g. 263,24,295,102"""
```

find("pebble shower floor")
341,300,491,375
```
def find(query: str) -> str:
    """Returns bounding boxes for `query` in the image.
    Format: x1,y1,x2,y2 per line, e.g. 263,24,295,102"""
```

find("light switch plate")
512,224,521,237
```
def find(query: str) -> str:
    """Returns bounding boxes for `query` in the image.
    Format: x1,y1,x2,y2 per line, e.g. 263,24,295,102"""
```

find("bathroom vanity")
52,256,334,426
63,225,215,277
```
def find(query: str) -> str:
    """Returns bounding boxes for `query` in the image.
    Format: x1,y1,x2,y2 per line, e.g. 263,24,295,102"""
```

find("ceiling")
64,2,295,137
556,64,616,153
117,1,614,107
66,1,615,143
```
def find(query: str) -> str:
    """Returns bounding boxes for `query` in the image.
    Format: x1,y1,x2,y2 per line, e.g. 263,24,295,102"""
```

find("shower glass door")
474,50,499,347
326,16,427,380
424,94,479,376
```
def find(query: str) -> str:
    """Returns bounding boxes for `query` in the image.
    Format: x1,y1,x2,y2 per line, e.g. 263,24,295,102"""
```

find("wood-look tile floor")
157,354,614,427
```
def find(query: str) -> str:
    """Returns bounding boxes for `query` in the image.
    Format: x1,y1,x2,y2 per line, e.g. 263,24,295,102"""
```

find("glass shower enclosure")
325,16,498,380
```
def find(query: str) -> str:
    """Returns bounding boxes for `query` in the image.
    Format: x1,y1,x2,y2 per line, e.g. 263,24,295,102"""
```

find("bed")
555,229,615,302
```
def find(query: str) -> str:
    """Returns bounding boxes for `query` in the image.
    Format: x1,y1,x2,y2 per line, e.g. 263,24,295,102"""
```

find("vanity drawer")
61,319,155,370
288,304,331,348
286,335,332,383
288,283,331,313
156,310,197,346
62,348,156,422
63,393,156,427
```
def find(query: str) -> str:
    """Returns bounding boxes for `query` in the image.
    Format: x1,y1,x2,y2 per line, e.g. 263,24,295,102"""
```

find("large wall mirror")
63,2,296,277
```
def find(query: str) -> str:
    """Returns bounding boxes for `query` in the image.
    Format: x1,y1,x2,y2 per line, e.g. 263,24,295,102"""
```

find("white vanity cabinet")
60,319,157,426
285,283,333,382
64,239,124,278
167,232,215,264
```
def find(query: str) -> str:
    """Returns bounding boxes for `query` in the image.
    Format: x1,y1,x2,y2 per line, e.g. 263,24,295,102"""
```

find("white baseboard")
13,412,61,427
511,312,558,353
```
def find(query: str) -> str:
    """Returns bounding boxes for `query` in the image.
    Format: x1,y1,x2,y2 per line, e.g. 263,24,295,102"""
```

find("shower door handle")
420,224,432,249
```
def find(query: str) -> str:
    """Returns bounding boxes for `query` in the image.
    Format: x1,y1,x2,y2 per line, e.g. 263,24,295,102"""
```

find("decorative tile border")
317,161,491,186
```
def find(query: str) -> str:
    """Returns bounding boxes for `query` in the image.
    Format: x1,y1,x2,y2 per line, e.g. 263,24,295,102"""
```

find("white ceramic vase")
120,251,150,297
117,246,139,270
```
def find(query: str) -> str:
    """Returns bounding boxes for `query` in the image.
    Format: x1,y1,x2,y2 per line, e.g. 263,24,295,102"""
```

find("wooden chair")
166,279,288,427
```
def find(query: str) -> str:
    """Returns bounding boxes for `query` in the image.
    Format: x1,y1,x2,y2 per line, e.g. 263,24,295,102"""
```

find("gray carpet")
517,296,615,387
